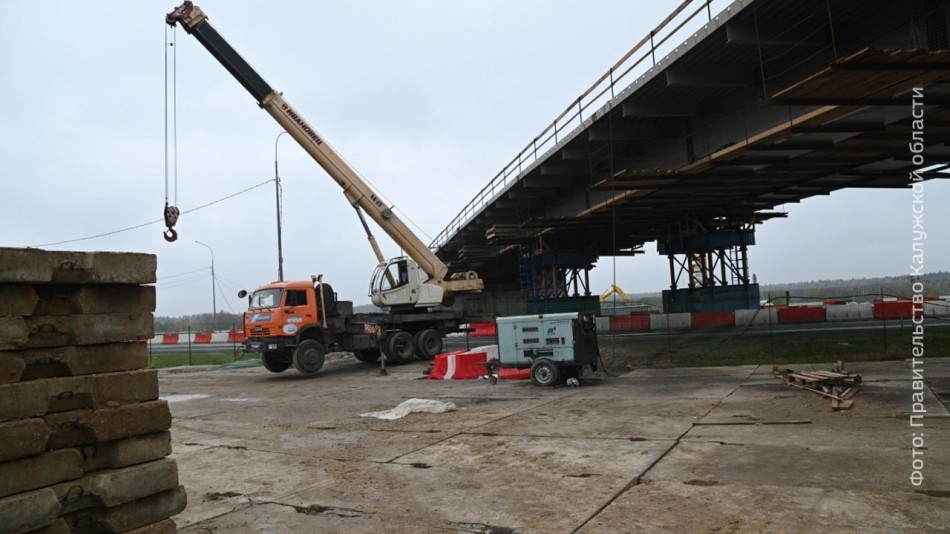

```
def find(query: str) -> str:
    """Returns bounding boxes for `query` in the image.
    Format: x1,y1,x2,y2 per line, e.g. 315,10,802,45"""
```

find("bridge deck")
434,0,950,284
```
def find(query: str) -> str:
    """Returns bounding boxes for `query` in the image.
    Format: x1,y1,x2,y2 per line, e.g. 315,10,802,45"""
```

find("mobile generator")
493,312,601,387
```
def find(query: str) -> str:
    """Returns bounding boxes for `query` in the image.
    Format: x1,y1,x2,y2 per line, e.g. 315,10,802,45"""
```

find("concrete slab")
276,452,649,533
0,284,155,318
0,284,40,317
0,353,25,384
16,342,149,381
51,458,180,514
921,357,950,378
475,396,696,440
0,418,49,462
32,285,156,316
645,440,950,493
26,518,70,534
160,358,950,532
169,446,332,529
580,480,950,533
44,400,171,449
172,416,455,464
180,501,462,534
47,370,159,413
0,488,61,534
0,248,156,285
124,518,177,534
0,370,158,421
0,380,49,421
0,312,154,351
61,485,186,533
81,432,173,473
621,364,759,379
0,449,83,498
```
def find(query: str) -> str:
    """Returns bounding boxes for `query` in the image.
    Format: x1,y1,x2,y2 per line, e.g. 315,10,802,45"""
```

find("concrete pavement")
161,356,950,533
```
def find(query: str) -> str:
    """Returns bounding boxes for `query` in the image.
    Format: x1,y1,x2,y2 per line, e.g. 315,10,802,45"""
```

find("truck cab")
242,280,379,375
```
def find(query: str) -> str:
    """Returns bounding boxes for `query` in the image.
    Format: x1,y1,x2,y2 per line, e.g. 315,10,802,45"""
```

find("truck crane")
166,1,484,375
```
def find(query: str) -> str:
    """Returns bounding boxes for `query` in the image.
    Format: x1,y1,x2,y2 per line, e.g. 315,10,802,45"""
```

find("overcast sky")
2,1,947,318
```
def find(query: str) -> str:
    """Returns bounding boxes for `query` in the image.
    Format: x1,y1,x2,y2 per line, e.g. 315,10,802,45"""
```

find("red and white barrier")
149,330,245,345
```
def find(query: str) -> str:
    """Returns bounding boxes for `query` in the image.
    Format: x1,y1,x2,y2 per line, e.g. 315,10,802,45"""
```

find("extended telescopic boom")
166,2,482,298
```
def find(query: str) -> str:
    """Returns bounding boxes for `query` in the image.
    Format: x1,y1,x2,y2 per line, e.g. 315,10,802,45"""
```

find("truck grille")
249,327,271,337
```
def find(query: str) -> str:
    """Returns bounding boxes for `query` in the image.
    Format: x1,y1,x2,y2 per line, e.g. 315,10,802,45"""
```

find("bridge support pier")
658,225,759,313
519,242,600,315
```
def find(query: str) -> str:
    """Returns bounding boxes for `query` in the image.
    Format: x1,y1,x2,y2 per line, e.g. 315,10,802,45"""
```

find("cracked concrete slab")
163,358,950,533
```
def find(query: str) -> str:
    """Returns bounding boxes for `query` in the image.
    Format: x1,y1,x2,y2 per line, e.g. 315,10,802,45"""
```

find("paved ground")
161,355,950,533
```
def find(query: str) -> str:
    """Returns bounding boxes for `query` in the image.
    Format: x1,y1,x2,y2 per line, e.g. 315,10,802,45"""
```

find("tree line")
154,313,245,334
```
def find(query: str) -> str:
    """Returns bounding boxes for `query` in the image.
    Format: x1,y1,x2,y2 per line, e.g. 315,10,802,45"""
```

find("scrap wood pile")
772,362,862,410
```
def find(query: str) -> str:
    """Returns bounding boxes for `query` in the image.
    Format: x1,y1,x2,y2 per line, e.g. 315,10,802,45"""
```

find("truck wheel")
292,340,326,376
413,329,443,360
262,352,290,373
384,332,414,364
353,348,381,363
530,358,560,387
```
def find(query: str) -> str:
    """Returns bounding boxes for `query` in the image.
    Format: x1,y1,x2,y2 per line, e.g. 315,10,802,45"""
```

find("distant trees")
154,312,244,334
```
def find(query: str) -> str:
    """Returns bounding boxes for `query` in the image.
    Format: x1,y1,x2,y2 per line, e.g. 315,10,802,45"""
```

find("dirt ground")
162,353,950,533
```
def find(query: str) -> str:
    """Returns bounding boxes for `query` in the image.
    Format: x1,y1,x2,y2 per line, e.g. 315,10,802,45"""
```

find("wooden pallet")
772,362,861,410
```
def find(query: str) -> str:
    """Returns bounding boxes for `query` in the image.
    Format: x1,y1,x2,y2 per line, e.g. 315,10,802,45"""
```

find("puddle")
161,394,212,403
220,397,262,402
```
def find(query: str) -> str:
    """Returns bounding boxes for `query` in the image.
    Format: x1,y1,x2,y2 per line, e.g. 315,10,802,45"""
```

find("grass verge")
148,351,257,369
599,326,950,372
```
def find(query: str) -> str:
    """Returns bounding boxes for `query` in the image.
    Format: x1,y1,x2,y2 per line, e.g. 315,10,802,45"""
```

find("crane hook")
163,204,180,242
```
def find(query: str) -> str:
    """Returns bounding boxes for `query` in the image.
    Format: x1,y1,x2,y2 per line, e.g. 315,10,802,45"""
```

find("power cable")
29,179,274,248
157,266,210,281
214,276,235,313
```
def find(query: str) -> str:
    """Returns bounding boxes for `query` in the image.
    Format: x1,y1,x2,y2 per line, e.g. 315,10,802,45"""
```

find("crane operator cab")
370,257,444,309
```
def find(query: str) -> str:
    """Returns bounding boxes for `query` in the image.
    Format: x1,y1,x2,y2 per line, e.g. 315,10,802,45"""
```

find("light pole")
274,131,287,281
195,241,217,325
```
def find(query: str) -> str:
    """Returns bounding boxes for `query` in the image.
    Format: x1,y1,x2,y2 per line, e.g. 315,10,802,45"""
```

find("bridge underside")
436,0,950,310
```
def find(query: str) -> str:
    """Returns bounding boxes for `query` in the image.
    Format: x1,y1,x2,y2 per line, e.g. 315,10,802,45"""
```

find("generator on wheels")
490,312,601,387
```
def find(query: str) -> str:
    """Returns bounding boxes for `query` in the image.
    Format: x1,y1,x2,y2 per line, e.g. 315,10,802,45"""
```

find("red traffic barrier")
873,299,918,320
161,333,180,345
194,331,213,344
428,351,485,380
226,330,246,343
468,323,497,337
609,315,650,331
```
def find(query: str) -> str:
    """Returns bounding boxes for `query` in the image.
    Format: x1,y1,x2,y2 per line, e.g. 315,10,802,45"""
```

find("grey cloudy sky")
2,1,947,318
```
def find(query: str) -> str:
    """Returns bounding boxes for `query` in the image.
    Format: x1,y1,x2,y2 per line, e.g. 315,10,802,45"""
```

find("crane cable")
163,24,181,242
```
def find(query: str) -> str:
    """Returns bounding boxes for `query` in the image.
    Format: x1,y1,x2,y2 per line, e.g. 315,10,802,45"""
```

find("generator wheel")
292,340,326,376
262,352,290,373
530,358,560,387
384,331,414,364
353,348,381,363
413,329,443,360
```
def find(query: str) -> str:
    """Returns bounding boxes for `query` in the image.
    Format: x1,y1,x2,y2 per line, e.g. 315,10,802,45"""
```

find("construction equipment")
489,312,601,387
599,284,633,304
165,2,482,311
166,2,484,375
238,276,464,374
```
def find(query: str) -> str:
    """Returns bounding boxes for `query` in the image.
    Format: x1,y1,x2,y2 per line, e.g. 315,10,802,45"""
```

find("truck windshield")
249,288,282,310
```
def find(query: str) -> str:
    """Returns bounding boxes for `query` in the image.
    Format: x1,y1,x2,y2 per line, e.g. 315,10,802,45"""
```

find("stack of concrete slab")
0,248,186,534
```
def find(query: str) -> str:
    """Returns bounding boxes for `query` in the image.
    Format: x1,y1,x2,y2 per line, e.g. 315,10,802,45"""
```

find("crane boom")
166,2,482,298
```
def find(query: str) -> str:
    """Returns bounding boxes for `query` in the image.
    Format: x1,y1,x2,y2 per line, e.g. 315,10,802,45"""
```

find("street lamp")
195,241,217,325
274,131,287,281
